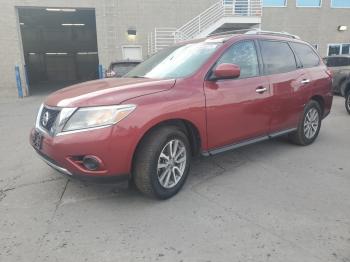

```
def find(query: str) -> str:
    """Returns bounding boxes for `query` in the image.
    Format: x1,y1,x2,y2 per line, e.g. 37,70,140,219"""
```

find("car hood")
45,78,176,108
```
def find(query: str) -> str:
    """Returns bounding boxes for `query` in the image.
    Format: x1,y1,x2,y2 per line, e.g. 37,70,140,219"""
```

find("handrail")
148,0,262,55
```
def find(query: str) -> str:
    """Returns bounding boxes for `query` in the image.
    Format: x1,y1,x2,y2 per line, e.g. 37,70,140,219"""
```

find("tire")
133,126,191,199
289,100,322,146
345,91,350,114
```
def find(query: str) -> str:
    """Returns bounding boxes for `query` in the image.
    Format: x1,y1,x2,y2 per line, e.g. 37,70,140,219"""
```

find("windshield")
125,42,221,79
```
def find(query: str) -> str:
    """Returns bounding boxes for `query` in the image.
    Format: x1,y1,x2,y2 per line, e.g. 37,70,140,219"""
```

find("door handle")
256,87,267,94
301,79,310,84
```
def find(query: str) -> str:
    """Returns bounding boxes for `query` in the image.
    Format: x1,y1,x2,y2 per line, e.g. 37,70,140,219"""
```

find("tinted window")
216,41,259,78
324,57,336,67
328,45,341,56
291,43,320,68
260,41,297,74
342,44,350,55
327,57,350,67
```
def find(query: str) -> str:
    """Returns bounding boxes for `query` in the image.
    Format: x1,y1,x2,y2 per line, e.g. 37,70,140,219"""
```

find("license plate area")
32,130,43,150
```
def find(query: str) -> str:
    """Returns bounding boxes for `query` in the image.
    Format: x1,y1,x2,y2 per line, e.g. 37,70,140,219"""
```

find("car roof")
177,29,306,46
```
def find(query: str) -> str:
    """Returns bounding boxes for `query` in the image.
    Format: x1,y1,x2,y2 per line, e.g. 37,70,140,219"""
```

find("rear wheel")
345,91,350,114
133,126,191,199
289,100,322,146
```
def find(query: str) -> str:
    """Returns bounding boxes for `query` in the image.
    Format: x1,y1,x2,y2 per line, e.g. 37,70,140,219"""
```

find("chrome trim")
56,124,113,136
35,104,48,135
36,104,136,137
256,87,267,93
35,104,77,136
53,107,77,135
38,154,73,176
301,79,310,84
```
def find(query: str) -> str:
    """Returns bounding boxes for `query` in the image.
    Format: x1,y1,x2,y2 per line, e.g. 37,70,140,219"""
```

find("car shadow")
59,135,293,205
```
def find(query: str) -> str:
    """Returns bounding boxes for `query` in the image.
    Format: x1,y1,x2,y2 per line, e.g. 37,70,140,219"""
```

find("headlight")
62,104,136,132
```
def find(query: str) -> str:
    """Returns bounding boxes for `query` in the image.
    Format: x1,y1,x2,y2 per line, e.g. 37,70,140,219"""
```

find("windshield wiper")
130,75,148,78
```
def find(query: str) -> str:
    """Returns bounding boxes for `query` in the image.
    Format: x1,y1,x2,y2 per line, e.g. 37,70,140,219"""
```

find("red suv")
30,31,333,199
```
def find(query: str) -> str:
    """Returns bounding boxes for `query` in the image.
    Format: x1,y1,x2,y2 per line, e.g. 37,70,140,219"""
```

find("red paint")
30,34,333,178
213,63,241,79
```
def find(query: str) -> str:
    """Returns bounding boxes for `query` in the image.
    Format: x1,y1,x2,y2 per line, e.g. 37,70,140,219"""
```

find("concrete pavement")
0,95,349,262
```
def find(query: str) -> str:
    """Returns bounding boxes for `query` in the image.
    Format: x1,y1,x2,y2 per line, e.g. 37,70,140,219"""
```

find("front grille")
39,107,61,134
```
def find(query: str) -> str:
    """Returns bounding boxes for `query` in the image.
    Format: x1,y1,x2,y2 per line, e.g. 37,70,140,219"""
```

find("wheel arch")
341,80,350,96
310,95,325,116
131,118,203,172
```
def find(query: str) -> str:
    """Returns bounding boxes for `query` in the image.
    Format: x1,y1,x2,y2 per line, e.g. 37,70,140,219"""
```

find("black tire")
133,126,191,199
289,100,322,146
345,91,350,114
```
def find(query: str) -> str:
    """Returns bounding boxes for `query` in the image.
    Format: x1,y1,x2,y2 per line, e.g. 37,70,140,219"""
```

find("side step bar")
202,128,297,156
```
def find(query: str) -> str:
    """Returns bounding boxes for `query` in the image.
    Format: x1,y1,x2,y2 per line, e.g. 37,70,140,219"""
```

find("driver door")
204,40,272,150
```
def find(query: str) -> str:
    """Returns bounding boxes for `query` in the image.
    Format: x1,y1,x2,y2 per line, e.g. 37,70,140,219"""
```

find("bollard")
24,64,30,96
15,66,23,98
98,64,104,79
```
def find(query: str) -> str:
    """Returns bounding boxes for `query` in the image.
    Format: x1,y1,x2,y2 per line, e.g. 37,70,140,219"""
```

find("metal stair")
148,0,262,55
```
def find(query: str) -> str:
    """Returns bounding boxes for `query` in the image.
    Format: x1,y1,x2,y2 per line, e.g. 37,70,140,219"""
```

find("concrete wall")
2,0,350,97
261,0,350,57
0,0,217,98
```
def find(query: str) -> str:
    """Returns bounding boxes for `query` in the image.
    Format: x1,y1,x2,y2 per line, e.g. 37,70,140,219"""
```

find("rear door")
290,42,331,110
259,40,309,133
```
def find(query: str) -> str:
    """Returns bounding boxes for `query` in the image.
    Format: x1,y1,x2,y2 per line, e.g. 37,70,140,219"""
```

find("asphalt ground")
0,95,349,262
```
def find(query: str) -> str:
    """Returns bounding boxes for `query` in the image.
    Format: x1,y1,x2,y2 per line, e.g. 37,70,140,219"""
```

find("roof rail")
208,28,300,39
208,28,254,37
245,29,300,39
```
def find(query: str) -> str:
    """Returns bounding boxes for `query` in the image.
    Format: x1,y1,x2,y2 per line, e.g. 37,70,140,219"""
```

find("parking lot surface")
0,95,349,262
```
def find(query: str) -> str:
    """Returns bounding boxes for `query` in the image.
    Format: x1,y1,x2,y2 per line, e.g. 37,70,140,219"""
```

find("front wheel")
133,126,191,199
345,91,350,114
289,100,322,146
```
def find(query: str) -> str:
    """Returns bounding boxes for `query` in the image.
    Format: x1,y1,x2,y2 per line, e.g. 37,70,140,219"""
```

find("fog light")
82,156,100,171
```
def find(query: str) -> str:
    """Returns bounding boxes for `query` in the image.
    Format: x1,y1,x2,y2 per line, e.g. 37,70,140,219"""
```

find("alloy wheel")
303,108,319,139
346,94,350,112
157,139,187,189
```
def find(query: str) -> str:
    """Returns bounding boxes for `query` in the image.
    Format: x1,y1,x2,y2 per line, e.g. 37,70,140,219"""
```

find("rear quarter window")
260,40,297,75
290,42,320,68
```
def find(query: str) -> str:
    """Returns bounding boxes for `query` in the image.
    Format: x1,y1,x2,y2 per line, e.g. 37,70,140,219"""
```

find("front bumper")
30,124,135,181
35,149,73,176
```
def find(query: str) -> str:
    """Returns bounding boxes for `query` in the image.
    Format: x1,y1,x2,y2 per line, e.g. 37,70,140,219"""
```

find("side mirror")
212,63,240,80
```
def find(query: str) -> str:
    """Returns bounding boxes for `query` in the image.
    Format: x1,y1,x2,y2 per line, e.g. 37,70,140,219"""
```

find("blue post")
15,66,23,98
98,64,104,79
24,64,30,96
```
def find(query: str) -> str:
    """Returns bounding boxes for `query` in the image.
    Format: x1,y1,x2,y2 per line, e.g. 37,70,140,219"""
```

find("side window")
290,43,320,68
216,41,259,78
260,41,297,74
